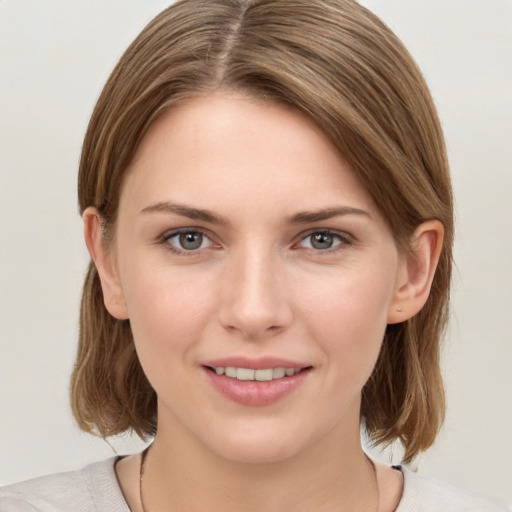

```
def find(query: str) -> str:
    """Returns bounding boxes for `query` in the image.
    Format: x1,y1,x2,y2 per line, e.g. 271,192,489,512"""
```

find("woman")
0,0,509,511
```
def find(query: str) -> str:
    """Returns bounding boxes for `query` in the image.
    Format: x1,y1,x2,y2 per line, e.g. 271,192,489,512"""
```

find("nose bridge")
220,241,292,338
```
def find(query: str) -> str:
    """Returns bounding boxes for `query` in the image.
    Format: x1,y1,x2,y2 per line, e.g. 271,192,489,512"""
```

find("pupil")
179,232,202,250
311,233,333,249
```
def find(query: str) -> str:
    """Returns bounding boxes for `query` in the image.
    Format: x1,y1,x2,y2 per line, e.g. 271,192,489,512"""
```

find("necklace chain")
139,446,379,512
139,446,150,512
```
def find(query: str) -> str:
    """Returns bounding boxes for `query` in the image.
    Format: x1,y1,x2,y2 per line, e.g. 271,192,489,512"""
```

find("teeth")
237,368,255,381
255,369,273,381
225,367,237,378
213,366,300,381
272,367,285,379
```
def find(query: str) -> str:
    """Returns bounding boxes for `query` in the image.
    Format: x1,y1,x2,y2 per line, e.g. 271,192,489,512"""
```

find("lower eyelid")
162,228,209,240
158,229,352,254
297,231,353,248
161,229,213,251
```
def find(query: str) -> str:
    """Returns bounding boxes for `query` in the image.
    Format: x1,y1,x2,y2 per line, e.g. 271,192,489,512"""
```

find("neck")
142,412,378,512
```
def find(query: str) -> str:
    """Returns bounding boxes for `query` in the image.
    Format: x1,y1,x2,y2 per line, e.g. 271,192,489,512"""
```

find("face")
102,91,409,463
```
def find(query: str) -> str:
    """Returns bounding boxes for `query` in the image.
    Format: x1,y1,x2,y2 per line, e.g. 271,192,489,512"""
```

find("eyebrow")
290,206,371,223
140,201,228,225
140,201,370,225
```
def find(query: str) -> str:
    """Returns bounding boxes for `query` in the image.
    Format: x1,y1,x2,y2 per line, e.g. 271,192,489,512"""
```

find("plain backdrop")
0,0,511,503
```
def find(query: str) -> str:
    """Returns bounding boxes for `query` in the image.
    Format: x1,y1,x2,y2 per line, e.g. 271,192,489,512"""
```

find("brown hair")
72,0,453,463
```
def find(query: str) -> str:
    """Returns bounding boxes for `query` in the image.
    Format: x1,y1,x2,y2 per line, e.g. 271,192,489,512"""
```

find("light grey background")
1,0,511,502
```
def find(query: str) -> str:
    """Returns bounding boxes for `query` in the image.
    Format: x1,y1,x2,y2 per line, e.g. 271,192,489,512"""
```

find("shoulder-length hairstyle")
72,0,453,464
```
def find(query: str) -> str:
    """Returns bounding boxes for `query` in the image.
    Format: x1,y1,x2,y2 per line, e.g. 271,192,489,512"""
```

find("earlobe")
387,220,444,324
82,207,129,320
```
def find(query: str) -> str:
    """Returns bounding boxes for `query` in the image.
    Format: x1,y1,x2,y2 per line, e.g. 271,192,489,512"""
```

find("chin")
213,438,303,465
202,419,319,465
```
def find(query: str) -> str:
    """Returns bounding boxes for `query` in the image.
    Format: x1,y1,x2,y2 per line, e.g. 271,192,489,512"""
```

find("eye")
163,229,213,252
298,230,349,251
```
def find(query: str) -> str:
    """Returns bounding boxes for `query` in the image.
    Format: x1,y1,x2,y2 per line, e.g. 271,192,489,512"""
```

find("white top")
0,458,510,512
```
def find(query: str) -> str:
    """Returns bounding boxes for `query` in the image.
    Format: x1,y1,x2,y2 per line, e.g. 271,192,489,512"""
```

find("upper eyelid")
295,228,354,243
161,226,212,240
157,227,354,248
159,227,217,252
156,229,219,259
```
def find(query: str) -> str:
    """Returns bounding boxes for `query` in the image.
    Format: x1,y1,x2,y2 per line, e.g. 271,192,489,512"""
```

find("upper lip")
202,356,311,371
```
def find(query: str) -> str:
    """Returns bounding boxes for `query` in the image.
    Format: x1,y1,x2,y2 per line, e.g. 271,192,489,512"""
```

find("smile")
204,364,312,406
211,367,300,381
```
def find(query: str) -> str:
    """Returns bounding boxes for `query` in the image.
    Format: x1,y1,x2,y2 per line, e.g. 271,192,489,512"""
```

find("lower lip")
203,367,311,407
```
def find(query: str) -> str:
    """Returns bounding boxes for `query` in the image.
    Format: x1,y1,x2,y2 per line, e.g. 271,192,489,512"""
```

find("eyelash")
159,228,354,255
295,229,354,253
160,228,214,255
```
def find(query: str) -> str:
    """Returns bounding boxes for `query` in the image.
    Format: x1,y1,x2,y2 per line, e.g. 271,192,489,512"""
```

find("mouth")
201,357,313,406
204,366,311,382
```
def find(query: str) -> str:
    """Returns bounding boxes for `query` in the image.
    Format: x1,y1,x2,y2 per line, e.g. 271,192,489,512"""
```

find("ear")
82,207,129,320
387,220,444,324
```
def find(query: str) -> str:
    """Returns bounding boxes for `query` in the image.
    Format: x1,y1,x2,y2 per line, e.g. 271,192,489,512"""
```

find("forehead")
119,91,380,222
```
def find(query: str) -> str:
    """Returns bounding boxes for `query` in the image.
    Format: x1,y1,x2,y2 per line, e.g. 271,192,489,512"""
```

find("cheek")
297,263,396,373
119,259,218,367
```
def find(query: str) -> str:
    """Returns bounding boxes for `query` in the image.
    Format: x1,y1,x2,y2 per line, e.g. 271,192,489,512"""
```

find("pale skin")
84,91,443,512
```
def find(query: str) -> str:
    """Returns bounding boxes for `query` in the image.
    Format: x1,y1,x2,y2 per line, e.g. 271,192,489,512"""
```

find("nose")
218,248,293,340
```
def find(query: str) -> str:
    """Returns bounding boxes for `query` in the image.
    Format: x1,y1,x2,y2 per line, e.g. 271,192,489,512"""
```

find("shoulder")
0,458,129,512
396,466,512,512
